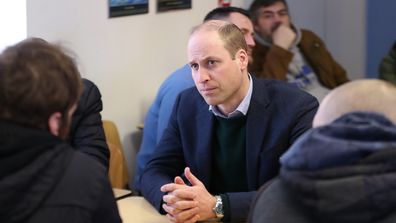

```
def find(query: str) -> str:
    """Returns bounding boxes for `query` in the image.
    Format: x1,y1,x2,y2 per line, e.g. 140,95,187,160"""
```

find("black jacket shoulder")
28,151,121,223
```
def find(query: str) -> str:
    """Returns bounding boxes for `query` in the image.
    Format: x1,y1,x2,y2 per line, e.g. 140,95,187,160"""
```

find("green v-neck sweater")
211,115,248,194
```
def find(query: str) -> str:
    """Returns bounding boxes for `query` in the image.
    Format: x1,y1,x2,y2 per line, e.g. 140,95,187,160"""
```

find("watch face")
215,204,222,213
214,196,224,218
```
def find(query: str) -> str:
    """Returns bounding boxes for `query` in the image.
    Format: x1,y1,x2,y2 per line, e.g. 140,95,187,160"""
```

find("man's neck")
216,73,251,116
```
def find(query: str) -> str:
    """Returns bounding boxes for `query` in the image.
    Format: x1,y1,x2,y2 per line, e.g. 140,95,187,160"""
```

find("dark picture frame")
109,0,149,18
157,0,191,12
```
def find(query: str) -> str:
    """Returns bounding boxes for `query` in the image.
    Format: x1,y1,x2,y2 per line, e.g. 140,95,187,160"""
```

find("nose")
194,67,210,83
271,20,283,32
245,34,255,48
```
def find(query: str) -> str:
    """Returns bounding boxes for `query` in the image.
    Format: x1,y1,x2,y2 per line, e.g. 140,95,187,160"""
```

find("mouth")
200,87,217,95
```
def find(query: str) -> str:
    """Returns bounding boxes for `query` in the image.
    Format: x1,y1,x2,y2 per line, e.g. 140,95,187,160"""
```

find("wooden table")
117,196,169,223
113,188,133,200
117,195,222,223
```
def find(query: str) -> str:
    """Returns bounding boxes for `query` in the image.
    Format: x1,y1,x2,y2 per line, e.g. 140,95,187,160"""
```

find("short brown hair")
249,0,289,23
191,20,248,59
203,6,250,22
0,38,82,129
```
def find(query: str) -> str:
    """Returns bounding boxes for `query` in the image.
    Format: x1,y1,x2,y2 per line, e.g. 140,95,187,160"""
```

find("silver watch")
212,195,224,219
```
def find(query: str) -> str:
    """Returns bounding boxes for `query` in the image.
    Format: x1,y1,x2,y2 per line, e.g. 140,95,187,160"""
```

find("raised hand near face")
272,24,296,50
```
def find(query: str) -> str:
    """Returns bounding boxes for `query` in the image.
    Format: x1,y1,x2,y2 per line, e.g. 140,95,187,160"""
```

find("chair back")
102,120,129,189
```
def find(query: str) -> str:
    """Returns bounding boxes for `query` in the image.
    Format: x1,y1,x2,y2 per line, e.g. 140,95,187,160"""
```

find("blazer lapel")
245,77,270,188
194,104,215,187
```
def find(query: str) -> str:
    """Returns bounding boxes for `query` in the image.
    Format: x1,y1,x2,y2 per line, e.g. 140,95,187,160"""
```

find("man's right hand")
161,167,217,223
272,24,296,50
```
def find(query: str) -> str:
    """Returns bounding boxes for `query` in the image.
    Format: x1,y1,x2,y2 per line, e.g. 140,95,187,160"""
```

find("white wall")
0,0,26,52
288,0,325,39
27,0,247,180
324,1,366,79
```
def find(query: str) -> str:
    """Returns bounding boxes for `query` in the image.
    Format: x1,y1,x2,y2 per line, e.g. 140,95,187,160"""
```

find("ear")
48,112,62,136
236,49,249,71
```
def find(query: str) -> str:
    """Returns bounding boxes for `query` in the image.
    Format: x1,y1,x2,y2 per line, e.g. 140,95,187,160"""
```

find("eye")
190,63,199,70
279,10,288,17
261,13,274,19
208,60,217,66
240,29,248,35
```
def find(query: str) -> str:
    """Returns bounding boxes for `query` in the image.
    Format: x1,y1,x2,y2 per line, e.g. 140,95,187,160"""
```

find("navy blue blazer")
141,76,319,222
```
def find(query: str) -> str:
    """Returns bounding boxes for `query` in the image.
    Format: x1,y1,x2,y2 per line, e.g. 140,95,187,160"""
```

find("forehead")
225,12,254,33
187,30,228,60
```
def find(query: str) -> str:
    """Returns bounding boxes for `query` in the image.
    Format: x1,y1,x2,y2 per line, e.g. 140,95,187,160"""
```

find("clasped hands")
160,167,217,223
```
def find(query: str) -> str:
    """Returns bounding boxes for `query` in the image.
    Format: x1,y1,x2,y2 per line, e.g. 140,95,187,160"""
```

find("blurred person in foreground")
249,79,396,223
70,78,109,168
0,38,121,223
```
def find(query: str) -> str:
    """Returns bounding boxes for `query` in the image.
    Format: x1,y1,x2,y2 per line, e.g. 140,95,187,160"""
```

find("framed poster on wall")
157,0,191,12
109,0,148,18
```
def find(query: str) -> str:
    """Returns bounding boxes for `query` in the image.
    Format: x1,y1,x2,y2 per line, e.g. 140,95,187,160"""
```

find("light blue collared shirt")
209,74,253,118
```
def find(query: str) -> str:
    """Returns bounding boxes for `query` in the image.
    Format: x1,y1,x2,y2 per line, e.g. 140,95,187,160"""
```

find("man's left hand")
161,167,217,222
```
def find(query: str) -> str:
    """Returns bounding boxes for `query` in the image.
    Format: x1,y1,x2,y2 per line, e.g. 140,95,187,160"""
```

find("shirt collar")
209,74,253,118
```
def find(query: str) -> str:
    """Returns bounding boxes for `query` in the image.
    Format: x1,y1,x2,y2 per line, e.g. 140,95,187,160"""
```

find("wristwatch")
212,195,224,219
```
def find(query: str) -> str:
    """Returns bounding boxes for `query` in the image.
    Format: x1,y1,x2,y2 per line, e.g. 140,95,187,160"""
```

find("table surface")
113,188,132,199
116,196,222,223
117,196,169,223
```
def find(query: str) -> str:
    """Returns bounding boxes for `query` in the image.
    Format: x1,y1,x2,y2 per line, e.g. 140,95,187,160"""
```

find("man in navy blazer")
140,20,318,222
